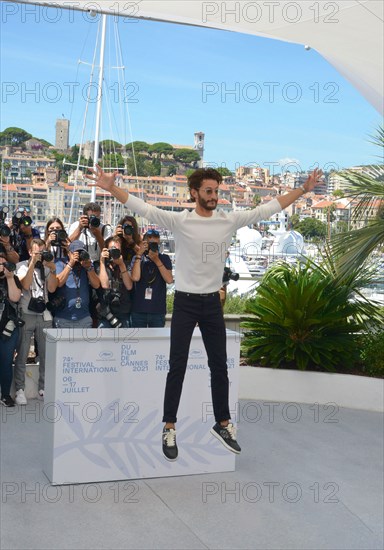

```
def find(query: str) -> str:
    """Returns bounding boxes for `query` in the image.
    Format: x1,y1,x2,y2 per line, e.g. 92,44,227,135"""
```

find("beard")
196,194,218,211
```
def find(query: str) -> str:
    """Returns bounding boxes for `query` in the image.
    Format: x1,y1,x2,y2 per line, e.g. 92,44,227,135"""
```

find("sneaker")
1,395,15,407
162,427,178,461
15,389,27,405
210,422,241,454
38,389,45,400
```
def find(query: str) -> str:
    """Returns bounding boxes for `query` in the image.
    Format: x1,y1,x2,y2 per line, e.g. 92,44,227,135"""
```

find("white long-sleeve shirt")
125,195,282,293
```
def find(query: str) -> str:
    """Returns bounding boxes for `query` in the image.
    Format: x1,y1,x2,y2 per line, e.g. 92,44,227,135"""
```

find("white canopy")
10,1,384,113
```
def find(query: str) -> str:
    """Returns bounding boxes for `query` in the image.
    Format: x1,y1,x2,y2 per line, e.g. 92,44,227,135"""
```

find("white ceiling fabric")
9,1,384,113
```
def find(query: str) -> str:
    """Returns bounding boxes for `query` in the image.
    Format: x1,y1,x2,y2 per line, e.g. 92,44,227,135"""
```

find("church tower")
194,131,205,168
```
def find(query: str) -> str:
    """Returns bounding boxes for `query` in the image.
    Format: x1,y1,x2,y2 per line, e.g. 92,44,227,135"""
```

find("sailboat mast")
91,13,107,202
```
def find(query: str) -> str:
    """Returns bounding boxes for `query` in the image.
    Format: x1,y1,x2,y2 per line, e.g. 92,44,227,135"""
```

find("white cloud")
278,157,300,167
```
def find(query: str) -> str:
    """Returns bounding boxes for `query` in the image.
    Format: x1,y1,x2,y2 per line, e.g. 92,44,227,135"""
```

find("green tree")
334,220,349,234
173,148,200,164
148,142,174,158
167,165,177,176
32,137,52,147
100,140,122,153
253,194,261,206
296,217,327,239
323,203,336,223
217,167,233,177
241,258,383,372
333,189,345,198
290,213,300,229
0,127,32,146
331,127,384,276
102,153,125,169
126,141,150,153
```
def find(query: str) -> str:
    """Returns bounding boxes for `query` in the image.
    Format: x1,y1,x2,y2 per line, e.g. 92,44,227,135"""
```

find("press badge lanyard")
143,259,156,300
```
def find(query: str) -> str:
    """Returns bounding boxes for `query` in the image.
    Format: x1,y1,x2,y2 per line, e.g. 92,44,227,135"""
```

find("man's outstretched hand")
87,165,119,192
304,168,323,192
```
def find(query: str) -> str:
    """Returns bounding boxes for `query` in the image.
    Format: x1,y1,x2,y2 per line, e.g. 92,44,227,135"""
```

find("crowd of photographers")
0,202,174,407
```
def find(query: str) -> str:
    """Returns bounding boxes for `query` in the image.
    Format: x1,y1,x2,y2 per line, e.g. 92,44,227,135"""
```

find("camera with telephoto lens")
0,223,11,237
12,211,33,227
0,205,9,221
41,251,54,262
108,247,121,260
100,290,123,328
87,215,100,228
51,229,67,247
0,206,10,237
123,224,134,236
108,290,121,312
2,261,16,272
0,296,25,338
78,250,90,262
222,267,239,284
103,310,123,328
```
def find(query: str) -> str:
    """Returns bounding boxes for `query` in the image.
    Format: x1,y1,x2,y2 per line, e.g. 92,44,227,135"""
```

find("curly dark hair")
188,168,222,202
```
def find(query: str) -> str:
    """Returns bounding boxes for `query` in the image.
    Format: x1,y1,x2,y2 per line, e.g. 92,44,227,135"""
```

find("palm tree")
331,127,384,276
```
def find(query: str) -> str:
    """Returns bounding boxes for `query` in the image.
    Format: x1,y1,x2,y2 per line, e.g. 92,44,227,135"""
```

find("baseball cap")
69,240,86,253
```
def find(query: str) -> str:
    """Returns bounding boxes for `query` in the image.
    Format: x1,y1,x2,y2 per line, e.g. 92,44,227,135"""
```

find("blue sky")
1,1,381,173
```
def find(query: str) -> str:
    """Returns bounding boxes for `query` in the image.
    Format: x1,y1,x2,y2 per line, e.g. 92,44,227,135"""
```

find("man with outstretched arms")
89,166,322,461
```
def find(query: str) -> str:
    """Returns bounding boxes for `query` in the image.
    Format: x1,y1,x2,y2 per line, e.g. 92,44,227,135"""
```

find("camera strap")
31,267,46,300
83,227,98,252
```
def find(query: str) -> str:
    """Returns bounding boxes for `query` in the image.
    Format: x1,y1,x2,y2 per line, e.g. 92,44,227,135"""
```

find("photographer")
0,205,19,264
44,217,69,260
14,238,58,404
0,251,22,407
131,229,173,328
10,207,40,262
68,202,112,262
54,240,100,328
98,236,133,328
115,215,141,264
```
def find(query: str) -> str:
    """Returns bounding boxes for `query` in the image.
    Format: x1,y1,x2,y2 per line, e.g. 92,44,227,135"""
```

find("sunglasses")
146,229,160,237
199,188,219,196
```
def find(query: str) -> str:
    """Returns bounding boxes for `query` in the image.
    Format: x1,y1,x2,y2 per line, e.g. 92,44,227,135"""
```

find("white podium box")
43,328,240,485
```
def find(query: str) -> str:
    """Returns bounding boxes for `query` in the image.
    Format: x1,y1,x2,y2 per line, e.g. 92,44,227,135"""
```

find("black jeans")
163,291,230,424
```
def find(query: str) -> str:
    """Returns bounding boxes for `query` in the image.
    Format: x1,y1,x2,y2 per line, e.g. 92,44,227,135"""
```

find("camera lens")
88,215,101,228
123,224,134,236
21,215,32,226
4,262,16,272
108,247,121,260
42,251,54,262
79,250,90,262
0,224,11,237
